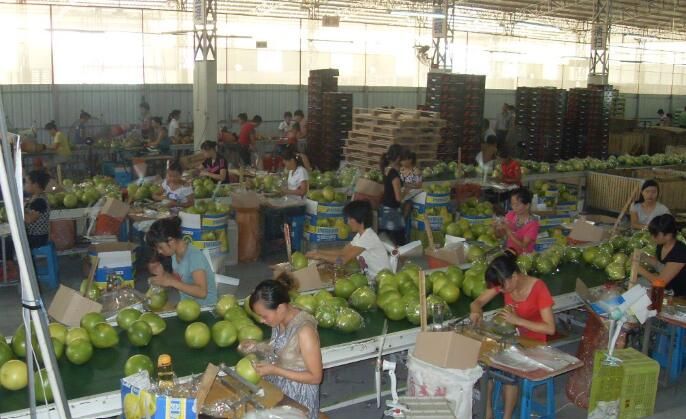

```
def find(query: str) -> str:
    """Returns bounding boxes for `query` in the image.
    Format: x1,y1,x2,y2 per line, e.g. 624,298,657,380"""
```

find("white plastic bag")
406,352,483,419
243,406,308,419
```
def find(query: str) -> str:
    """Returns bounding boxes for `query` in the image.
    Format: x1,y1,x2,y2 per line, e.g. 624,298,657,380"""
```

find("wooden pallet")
345,137,439,153
352,107,446,128
343,149,438,167
344,145,437,159
351,122,442,136
348,130,442,145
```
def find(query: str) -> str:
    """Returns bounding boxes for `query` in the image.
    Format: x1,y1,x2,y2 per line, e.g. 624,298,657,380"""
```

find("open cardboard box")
414,331,482,369
563,214,615,243
48,259,102,327
271,262,328,292
424,240,467,266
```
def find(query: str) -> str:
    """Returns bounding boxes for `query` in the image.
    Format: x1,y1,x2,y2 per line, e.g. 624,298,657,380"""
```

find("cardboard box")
414,331,482,369
305,199,344,216
100,198,130,219
121,371,197,419
424,242,466,266
459,214,493,225
565,218,612,243
48,285,102,327
88,242,138,285
272,262,328,291
49,207,88,221
354,178,384,197
412,191,451,206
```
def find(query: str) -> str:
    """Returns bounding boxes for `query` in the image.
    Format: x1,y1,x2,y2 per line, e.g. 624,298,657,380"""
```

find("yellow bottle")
157,354,176,391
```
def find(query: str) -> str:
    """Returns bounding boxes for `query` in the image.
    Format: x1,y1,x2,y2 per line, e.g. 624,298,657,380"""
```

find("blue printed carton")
121,371,197,419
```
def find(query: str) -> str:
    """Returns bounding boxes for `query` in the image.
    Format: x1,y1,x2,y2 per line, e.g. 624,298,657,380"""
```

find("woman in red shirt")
470,253,555,419
494,187,539,254
499,146,521,186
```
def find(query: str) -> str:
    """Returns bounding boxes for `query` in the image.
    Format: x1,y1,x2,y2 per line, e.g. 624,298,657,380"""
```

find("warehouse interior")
2,1,686,419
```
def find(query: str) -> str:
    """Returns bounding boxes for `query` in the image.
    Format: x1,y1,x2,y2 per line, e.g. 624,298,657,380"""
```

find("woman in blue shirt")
146,217,217,306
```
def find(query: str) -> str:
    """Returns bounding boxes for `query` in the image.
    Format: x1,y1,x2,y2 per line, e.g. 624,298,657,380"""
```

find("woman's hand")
254,362,278,377
199,170,209,177
150,274,171,287
497,309,521,326
237,340,258,354
469,310,482,326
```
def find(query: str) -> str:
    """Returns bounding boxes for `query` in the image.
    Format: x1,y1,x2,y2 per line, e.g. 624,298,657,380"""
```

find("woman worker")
307,200,391,285
494,187,539,255
379,144,406,246
199,140,228,183
637,214,686,297
282,148,309,199
470,253,555,419
245,275,322,419
630,179,670,230
45,121,72,165
145,216,217,306
152,161,194,208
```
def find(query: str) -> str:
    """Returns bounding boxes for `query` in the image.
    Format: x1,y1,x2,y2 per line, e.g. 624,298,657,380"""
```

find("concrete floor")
1,249,686,418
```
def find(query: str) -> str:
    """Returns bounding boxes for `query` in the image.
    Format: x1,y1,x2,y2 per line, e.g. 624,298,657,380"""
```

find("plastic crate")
588,348,659,419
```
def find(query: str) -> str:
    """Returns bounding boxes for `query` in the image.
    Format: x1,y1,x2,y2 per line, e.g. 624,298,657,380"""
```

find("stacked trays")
306,69,339,170
425,72,486,163
318,92,353,171
516,87,566,163
343,108,445,171
563,85,612,159
610,89,625,118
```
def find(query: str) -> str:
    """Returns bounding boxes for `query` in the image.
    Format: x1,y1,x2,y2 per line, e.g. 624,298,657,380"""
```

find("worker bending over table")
307,200,391,285
145,217,217,306
470,254,555,419
152,161,194,208
636,214,686,296
242,275,323,419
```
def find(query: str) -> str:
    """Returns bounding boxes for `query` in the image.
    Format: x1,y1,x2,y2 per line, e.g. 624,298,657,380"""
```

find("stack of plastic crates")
588,348,659,419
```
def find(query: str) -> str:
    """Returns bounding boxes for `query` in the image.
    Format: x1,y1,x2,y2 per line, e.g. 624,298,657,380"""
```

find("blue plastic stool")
651,324,686,383
31,242,60,290
492,376,556,419
288,215,305,252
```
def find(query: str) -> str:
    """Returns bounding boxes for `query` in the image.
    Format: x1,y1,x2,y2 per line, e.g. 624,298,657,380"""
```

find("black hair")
44,121,57,131
159,126,168,134
486,135,498,145
344,200,373,229
648,214,677,237
249,274,294,310
151,116,162,125
140,102,150,111
201,140,218,151
510,187,533,205
657,109,665,115
294,110,304,118
167,110,181,123
400,149,416,165
284,111,292,118
237,113,248,122
145,216,183,247
485,253,520,288
79,110,91,120
282,148,303,167
167,160,183,173
27,170,50,190
636,179,659,204
483,119,491,130
380,144,403,170
499,144,513,159
252,115,262,124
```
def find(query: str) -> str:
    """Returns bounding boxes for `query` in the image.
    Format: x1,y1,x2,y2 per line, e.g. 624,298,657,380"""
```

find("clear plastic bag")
244,406,308,419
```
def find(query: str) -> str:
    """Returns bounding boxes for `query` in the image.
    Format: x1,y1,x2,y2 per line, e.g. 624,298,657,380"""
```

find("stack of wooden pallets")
342,107,446,171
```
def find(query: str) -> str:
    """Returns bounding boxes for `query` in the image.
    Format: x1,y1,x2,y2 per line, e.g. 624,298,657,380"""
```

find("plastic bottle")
157,354,176,392
650,279,666,313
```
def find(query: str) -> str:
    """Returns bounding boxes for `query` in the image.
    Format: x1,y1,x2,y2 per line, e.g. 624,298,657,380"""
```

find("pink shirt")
504,211,539,254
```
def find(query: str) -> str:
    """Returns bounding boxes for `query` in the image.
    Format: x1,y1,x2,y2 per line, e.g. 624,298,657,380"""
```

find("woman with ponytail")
145,216,217,305
379,144,406,246
282,147,309,198
470,253,555,419
242,273,322,419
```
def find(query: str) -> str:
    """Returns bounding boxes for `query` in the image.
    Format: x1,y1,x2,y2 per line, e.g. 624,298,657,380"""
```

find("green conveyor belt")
0,262,606,413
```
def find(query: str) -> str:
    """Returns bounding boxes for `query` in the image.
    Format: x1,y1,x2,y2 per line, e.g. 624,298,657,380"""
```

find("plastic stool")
492,377,555,419
651,324,686,383
289,215,305,252
31,242,60,290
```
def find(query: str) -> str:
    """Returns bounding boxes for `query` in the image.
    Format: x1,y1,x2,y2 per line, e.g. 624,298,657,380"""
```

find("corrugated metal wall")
1,84,683,143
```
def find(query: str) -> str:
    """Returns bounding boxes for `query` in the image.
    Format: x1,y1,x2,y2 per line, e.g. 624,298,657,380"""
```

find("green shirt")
53,131,71,156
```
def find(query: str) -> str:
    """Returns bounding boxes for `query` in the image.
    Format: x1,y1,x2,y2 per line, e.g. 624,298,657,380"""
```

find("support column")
193,0,217,150
431,0,454,71
588,0,612,85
